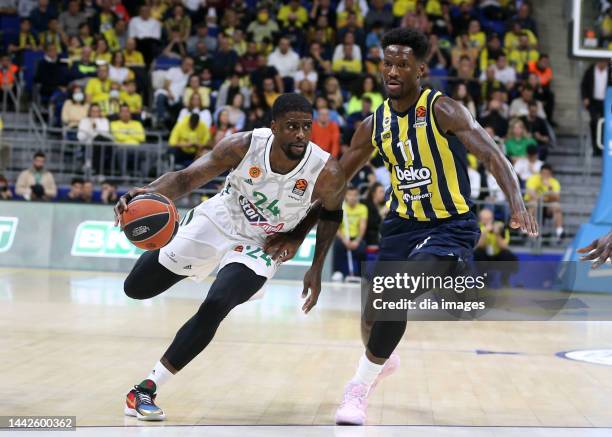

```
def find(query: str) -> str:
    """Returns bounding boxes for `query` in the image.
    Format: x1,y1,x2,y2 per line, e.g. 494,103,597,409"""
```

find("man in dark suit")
581,60,609,156
33,44,69,105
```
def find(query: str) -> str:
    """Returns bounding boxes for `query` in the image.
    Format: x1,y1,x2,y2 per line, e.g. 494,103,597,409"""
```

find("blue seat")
153,56,181,71
0,15,20,50
481,19,506,37
429,67,449,93
23,49,44,92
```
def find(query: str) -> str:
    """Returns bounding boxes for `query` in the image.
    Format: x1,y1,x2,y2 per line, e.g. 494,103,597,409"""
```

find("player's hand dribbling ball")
119,193,180,250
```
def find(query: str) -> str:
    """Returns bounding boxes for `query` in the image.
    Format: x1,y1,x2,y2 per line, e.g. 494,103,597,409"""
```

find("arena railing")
0,70,23,115
0,128,170,186
471,195,580,252
355,181,575,254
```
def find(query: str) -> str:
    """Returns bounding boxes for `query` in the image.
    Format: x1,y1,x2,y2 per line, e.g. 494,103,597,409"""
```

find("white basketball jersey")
199,128,330,243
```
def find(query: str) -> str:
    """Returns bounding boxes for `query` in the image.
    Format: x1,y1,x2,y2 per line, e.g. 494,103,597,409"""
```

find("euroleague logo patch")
414,105,427,128
292,179,308,196
248,166,262,178
234,245,244,253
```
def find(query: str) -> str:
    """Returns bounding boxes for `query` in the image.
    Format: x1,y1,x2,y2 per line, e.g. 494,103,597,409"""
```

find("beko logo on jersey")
394,165,432,190
239,195,285,234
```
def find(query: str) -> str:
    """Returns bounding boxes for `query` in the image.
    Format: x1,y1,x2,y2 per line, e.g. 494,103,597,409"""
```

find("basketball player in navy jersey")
264,28,538,425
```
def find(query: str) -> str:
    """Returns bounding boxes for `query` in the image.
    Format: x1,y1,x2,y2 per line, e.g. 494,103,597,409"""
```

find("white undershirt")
593,66,608,101
128,17,161,40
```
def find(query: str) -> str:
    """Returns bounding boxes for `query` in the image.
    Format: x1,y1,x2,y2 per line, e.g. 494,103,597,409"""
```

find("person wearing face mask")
0,174,12,200
62,85,89,139
100,84,122,120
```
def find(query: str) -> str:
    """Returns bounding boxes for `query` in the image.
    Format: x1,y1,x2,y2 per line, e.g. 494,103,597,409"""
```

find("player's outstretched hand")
302,267,321,314
264,231,304,262
577,232,612,269
113,187,149,227
509,207,539,237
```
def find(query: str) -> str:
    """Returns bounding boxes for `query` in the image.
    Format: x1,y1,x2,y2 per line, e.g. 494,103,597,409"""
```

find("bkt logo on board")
71,220,143,259
0,216,18,253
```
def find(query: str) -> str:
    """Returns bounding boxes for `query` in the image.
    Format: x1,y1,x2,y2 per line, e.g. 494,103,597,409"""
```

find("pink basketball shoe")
334,381,369,425
335,354,400,425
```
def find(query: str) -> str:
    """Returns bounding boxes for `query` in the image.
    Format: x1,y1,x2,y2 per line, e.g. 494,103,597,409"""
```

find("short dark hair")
381,28,429,60
526,145,538,155
346,185,359,192
271,93,312,120
189,113,200,127
71,177,84,185
33,151,45,159
541,163,553,173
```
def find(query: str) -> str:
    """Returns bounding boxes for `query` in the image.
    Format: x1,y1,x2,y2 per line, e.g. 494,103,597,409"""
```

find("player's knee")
199,294,233,321
124,274,148,300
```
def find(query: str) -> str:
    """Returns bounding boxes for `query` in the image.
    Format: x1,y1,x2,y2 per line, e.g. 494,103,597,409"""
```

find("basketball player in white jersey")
114,94,346,421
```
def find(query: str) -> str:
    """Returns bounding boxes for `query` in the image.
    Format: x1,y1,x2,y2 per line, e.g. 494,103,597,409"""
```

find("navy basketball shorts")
377,212,481,262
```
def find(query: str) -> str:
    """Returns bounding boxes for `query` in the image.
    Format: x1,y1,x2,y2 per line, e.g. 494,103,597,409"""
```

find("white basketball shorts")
158,206,279,281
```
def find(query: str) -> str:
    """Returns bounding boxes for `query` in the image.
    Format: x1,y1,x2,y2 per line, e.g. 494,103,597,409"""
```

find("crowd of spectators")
0,0,575,276
596,1,612,49
8,0,558,169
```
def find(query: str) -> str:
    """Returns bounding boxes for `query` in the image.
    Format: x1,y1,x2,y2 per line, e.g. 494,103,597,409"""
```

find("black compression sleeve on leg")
162,263,267,372
366,252,453,360
124,249,186,300
366,320,407,359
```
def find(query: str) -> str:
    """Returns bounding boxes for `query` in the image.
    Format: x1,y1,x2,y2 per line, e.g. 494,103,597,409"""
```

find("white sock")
556,227,564,237
146,361,173,390
351,353,384,387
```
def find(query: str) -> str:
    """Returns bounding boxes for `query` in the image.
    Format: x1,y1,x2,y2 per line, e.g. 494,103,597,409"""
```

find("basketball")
120,193,179,250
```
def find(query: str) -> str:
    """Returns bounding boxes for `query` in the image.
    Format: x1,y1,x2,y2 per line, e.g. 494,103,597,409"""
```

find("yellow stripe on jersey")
381,103,406,216
371,109,378,149
429,91,470,215
414,89,451,219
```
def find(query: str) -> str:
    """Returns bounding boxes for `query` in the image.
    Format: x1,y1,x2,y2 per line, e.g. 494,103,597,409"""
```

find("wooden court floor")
1,267,612,433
